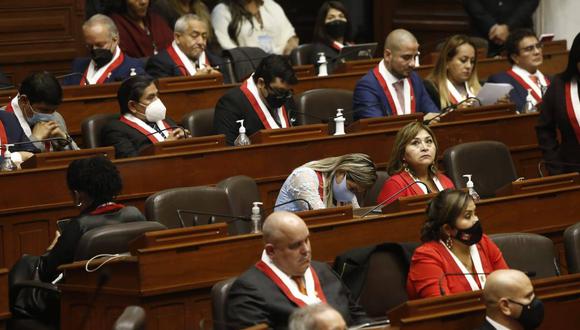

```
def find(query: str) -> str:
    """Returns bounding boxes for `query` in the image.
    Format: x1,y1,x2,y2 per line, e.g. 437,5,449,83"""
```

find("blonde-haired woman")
424,35,481,109
377,122,454,206
275,153,377,212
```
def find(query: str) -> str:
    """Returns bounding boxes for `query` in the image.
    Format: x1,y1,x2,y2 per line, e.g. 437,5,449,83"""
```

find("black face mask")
265,88,291,109
91,48,114,68
454,221,483,246
510,297,545,330
325,20,347,40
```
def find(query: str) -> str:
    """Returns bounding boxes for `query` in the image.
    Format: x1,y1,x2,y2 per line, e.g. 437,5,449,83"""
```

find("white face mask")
142,98,166,122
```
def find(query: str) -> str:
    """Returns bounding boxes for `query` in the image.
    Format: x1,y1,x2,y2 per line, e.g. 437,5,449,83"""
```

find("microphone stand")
360,181,428,217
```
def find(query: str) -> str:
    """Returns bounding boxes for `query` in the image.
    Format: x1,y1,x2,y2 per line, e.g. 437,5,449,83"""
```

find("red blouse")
406,235,508,299
377,171,455,205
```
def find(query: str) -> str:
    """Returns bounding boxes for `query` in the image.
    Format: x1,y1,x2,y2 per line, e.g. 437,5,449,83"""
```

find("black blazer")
102,116,178,158
473,319,497,330
536,74,580,175
226,261,369,330
213,86,297,146
0,110,38,153
145,48,224,79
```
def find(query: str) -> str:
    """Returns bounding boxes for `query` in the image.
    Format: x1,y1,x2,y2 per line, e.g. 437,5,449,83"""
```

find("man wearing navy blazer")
352,29,439,122
64,14,144,86
487,29,549,113
145,14,224,80
0,111,38,165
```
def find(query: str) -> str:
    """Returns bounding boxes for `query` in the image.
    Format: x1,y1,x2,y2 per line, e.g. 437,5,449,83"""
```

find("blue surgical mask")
26,111,55,126
332,175,355,203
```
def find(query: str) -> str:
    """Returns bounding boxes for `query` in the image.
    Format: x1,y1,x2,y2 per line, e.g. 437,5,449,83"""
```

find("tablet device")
338,43,378,61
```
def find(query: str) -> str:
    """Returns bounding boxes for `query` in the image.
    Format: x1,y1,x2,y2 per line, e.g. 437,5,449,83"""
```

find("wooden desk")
58,184,580,329
0,268,9,330
388,273,580,330
0,111,542,268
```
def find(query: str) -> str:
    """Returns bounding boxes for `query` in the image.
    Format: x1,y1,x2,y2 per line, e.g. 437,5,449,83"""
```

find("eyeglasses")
520,43,543,53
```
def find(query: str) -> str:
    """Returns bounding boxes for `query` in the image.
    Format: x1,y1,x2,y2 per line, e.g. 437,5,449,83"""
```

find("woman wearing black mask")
406,189,508,299
310,1,353,74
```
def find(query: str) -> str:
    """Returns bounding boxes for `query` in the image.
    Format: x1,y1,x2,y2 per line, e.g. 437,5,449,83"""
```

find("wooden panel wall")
0,0,86,85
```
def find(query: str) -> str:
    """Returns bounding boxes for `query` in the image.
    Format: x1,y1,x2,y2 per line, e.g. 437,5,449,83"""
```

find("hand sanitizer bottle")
334,108,346,136
317,52,328,77
251,202,263,234
463,174,480,202
234,119,251,146
523,89,537,113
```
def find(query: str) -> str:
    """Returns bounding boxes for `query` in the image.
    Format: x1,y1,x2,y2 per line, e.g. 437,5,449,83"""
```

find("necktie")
393,80,405,112
529,75,540,87
292,276,307,295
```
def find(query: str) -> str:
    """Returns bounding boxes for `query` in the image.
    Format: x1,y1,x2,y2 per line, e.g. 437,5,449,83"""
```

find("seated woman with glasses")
488,29,550,113
214,54,298,145
424,34,482,110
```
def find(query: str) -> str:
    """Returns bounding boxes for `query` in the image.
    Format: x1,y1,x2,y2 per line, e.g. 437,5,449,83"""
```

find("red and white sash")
240,76,290,129
120,113,173,143
506,66,550,105
255,251,327,307
331,41,344,51
0,119,8,157
90,202,125,215
373,60,416,115
315,171,325,202
447,79,475,105
565,79,580,144
80,47,125,85
166,41,210,76
6,97,52,151
401,171,444,194
441,241,486,291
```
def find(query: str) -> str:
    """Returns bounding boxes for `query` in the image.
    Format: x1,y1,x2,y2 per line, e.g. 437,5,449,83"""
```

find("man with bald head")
226,211,367,329
64,14,144,85
288,303,347,330
477,269,544,330
353,29,439,120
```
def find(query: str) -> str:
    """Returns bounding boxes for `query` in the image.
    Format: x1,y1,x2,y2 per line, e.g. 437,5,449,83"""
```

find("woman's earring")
445,235,453,249
403,161,410,173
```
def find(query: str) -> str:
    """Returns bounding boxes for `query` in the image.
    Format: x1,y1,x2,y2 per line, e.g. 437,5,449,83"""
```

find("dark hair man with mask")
1,72,78,153
213,54,298,145
101,75,188,158
476,269,544,330
64,14,145,86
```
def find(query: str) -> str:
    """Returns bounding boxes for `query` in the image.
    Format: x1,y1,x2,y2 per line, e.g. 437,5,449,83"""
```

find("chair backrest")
145,186,232,229
216,175,260,235
564,222,580,274
74,221,166,261
362,171,389,207
81,113,120,148
290,43,314,66
211,277,237,330
489,233,559,278
222,47,268,82
442,141,517,198
294,88,354,126
113,306,146,330
180,108,215,137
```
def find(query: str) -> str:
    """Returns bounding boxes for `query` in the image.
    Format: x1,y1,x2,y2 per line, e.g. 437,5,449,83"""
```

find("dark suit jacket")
226,261,369,330
463,0,539,56
352,69,439,120
145,48,224,79
536,74,580,175
487,71,551,113
213,86,297,146
101,116,178,158
63,55,145,85
474,318,497,330
0,110,38,153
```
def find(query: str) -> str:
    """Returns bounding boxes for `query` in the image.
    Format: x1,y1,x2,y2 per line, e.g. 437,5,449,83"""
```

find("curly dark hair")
66,156,123,207
420,189,471,242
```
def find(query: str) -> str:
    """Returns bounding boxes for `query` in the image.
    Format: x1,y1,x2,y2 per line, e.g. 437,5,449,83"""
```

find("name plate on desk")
20,146,114,169
381,192,436,214
129,222,228,254
495,172,580,197
139,134,226,156
250,124,328,144
347,113,423,133
439,103,517,122
156,73,223,91
295,205,353,226
332,58,381,74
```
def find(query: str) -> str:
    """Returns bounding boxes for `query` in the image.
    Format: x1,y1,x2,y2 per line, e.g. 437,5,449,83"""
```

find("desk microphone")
360,181,428,217
55,72,83,80
537,160,580,177
438,270,537,296
265,198,313,212
423,97,482,125
0,136,71,150
291,110,330,124
144,125,189,137
176,209,251,228
0,84,15,90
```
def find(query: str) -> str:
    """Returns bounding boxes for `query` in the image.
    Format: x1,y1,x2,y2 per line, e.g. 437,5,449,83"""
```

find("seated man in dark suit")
64,14,144,85
487,29,549,113
0,111,37,166
101,75,188,158
477,269,544,330
352,29,439,122
213,54,298,146
146,14,222,79
226,211,368,329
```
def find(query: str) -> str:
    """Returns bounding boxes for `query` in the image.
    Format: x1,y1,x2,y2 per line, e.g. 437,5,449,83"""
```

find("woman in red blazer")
377,121,454,206
407,189,508,299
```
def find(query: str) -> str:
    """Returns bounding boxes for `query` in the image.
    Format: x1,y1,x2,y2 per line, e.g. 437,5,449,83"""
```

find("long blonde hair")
427,35,481,109
303,153,377,207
